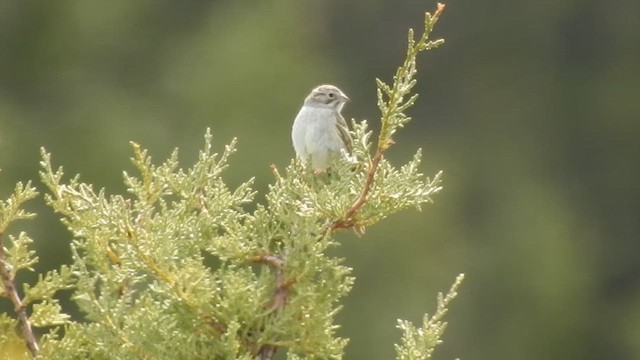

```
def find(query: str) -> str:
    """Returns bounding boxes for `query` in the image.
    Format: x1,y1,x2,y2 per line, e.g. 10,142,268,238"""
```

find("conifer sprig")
330,3,446,234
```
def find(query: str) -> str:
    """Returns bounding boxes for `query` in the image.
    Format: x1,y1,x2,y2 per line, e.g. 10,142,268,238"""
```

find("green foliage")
395,274,464,360
0,181,74,357
0,4,460,359
375,6,445,152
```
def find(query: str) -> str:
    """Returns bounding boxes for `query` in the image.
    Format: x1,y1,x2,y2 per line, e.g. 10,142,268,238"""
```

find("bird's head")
304,84,350,110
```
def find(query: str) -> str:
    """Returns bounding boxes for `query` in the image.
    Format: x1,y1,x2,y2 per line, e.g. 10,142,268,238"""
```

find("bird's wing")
336,113,353,152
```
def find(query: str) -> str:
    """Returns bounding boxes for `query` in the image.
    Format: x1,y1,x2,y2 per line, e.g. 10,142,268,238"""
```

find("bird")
291,84,353,173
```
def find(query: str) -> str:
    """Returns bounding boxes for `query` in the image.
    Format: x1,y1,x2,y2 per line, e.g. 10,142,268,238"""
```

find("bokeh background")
1,1,639,359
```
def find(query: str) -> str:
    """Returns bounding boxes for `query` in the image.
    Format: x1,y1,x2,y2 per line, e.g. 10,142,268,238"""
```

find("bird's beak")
339,94,350,102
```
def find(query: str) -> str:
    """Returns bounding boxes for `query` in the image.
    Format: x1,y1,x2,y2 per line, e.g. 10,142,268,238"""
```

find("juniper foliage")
0,4,461,359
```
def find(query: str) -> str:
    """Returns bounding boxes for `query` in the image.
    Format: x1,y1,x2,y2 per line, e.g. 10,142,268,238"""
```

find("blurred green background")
1,1,639,359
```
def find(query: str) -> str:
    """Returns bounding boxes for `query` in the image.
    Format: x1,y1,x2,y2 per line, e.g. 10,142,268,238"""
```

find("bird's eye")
328,93,334,98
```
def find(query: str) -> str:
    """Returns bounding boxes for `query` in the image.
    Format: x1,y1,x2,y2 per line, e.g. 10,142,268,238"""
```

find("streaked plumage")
291,85,352,171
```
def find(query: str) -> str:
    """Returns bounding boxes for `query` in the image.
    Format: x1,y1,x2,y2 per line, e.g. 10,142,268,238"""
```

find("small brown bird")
291,85,353,172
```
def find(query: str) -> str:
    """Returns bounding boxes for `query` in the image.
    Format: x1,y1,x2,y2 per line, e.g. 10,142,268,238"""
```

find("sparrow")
291,85,352,172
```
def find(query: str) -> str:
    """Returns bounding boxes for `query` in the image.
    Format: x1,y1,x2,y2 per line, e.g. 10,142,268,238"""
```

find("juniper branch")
0,182,40,356
0,233,39,356
330,3,446,233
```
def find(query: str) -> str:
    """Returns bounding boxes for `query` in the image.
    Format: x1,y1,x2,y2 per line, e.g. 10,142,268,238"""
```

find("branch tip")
435,3,446,18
